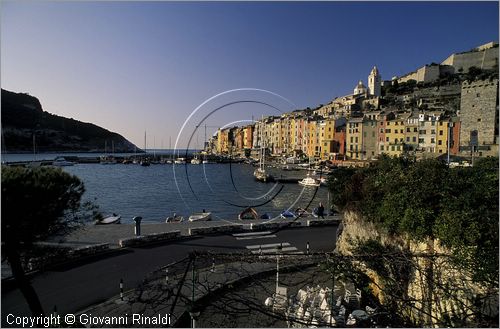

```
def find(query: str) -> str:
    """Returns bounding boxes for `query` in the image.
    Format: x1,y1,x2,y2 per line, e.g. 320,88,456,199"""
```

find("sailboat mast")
33,133,36,161
144,131,147,153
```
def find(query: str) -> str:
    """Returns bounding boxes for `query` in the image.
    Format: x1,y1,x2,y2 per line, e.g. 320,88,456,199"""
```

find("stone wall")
459,79,499,150
441,47,499,72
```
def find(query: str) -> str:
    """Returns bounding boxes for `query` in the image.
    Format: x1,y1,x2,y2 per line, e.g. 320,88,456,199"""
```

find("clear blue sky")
2,1,498,148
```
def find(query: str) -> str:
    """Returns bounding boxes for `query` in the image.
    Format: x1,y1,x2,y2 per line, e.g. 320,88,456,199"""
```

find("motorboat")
191,157,201,164
52,157,74,167
174,158,186,164
95,214,121,225
238,207,258,220
188,212,212,222
298,176,320,187
280,210,296,219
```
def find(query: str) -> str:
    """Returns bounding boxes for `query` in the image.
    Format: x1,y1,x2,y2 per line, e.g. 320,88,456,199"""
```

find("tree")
1,166,86,315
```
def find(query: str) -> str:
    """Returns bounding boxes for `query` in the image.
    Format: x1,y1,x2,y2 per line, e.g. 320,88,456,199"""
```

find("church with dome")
353,66,381,97
313,66,383,118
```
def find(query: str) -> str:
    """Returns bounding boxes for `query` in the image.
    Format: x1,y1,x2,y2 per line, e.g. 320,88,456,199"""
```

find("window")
400,138,404,143
414,127,418,132
406,137,410,142
380,129,384,133
419,130,426,135
406,128,410,132
397,146,401,151
391,146,395,151
355,145,358,151
477,93,480,97
431,138,435,143
438,140,442,145
431,130,436,134
350,145,353,151
350,137,353,143
439,130,443,136
419,138,424,143
478,118,482,122
380,145,384,151
355,137,358,143
385,129,391,133
400,129,404,134
413,137,417,142
386,137,389,142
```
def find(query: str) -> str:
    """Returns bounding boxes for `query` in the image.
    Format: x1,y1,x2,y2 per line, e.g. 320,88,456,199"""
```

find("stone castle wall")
459,79,499,147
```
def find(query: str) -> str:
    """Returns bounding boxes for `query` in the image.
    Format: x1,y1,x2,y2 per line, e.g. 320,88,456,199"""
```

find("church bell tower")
368,66,381,97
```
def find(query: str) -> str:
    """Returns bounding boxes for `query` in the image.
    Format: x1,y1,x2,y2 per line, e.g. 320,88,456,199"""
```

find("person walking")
317,202,325,219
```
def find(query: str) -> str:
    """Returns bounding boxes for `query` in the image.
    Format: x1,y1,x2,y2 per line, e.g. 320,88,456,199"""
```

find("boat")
52,157,74,167
174,157,186,164
165,213,184,223
188,212,212,222
95,214,121,225
254,118,273,182
280,210,296,219
191,157,201,164
295,207,311,217
140,158,150,166
298,175,320,187
100,155,117,165
238,207,259,220
260,213,272,220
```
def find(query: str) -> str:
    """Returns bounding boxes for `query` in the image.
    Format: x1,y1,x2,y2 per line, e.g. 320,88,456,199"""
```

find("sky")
1,1,498,149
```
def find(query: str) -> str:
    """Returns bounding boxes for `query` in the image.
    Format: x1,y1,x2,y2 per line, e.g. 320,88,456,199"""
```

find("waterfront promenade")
2,219,339,324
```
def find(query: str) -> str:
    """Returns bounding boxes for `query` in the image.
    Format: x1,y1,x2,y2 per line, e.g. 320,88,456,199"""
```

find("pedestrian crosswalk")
232,231,277,240
232,231,303,254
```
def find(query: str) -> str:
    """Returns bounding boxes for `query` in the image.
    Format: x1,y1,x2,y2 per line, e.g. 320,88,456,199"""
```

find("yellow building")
307,120,319,158
436,119,450,154
217,128,230,154
319,118,336,160
384,116,406,157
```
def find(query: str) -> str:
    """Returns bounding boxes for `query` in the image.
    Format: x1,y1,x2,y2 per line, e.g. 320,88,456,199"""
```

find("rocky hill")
1,89,140,153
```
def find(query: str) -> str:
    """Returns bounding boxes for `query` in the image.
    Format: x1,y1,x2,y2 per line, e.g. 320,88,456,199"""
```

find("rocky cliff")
336,211,498,327
1,89,139,153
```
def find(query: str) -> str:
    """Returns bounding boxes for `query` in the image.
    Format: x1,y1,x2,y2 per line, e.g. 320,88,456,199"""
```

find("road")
1,225,338,323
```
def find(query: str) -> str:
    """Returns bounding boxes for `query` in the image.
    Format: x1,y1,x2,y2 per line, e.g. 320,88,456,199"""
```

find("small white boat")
166,213,184,223
298,176,320,187
174,158,186,164
52,157,74,167
95,214,121,225
191,158,201,164
188,212,212,222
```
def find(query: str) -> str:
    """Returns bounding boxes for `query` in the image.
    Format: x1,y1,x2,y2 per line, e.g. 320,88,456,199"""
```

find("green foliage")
1,166,86,246
328,156,499,282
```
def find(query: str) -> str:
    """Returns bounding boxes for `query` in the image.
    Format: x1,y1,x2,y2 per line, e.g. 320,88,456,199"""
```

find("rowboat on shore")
238,207,258,220
165,213,184,223
280,210,296,219
188,212,212,222
95,214,121,225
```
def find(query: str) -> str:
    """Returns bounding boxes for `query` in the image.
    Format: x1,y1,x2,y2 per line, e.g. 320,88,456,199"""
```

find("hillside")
1,89,140,153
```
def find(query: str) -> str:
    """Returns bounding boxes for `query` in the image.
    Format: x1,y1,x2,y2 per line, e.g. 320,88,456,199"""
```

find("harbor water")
50,162,328,223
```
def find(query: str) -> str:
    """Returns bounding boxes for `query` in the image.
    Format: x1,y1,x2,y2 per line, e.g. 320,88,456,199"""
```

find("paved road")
1,225,338,322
